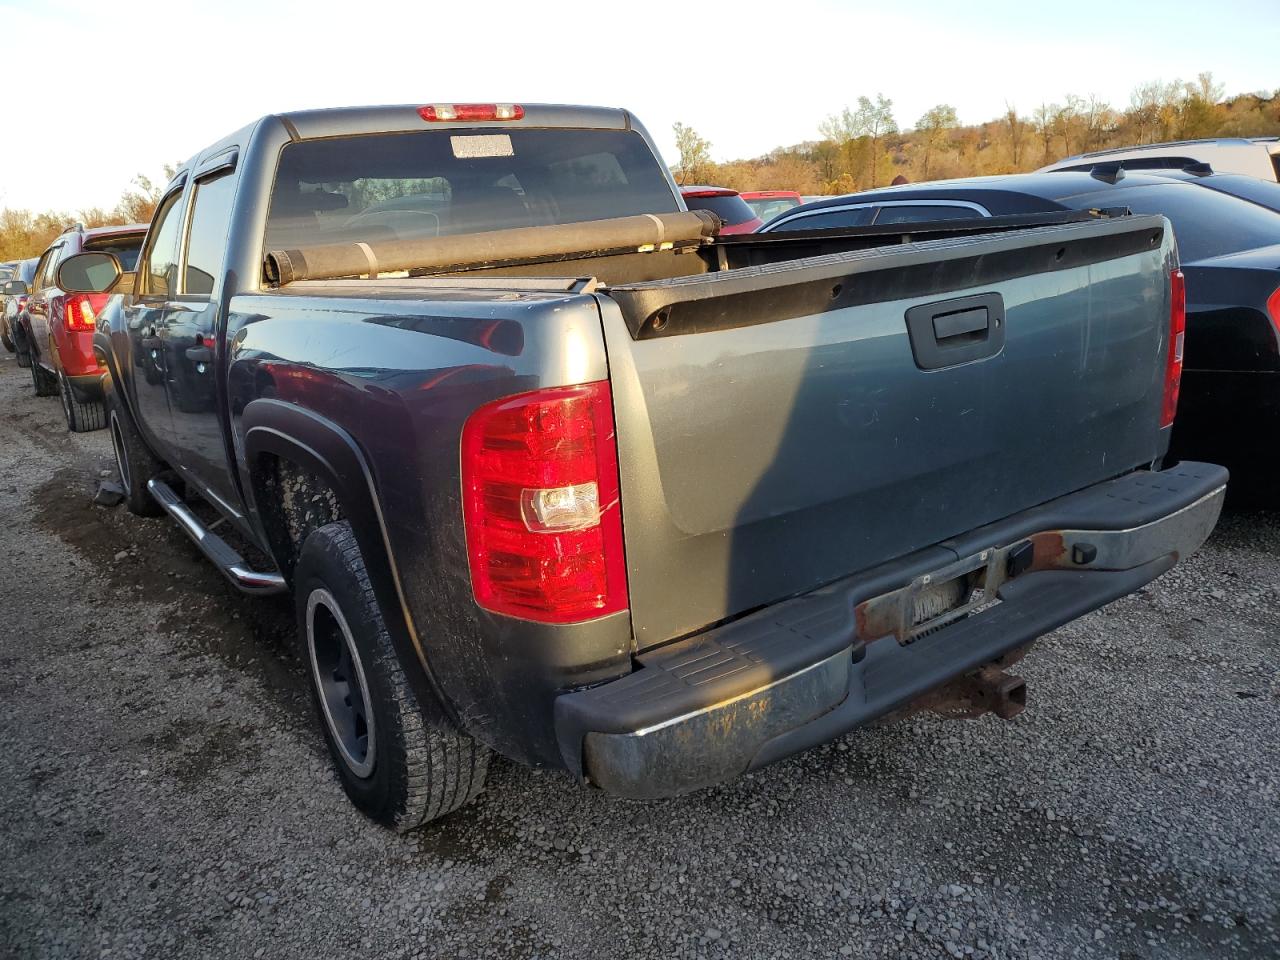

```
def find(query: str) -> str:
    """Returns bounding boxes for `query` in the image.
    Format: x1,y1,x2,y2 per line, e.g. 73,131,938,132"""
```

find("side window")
183,173,238,296
143,190,188,297
33,246,61,289
770,208,874,232
873,204,984,225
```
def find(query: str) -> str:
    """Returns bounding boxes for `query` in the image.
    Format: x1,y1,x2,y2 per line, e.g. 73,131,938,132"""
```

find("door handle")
905,292,1005,370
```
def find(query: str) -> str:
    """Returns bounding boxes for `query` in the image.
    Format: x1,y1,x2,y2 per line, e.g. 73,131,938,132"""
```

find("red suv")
679,186,764,234
14,224,146,431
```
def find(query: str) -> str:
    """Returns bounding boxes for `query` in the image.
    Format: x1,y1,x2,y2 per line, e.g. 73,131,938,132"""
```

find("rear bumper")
554,462,1228,799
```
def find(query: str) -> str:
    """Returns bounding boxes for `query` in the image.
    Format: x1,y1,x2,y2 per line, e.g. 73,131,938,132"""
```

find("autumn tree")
1003,104,1029,169
915,104,959,180
671,123,714,186
820,94,898,188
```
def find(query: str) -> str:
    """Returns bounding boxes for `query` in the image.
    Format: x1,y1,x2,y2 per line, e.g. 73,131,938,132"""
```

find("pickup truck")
56,102,1227,832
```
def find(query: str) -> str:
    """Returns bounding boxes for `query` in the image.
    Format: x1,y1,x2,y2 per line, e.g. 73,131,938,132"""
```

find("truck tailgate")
599,216,1176,649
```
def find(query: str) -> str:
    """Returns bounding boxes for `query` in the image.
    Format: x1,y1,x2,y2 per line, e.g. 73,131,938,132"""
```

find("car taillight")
461,382,628,623
418,103,524,122
1161,268,1186,429
1267,286,1280,335
64,293,106,332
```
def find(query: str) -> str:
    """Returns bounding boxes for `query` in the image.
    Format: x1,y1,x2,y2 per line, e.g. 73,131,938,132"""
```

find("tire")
60,373,106,433
104,380,163,516
30,359,58,397
1,330,13,353
13,328,31,368
294,521,489,831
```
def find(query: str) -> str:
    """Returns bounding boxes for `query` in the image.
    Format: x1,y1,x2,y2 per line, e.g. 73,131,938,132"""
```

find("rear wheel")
30,360,58,397
294,521,490,831
59,373,106,433
1,330,13,353
105,380,163,516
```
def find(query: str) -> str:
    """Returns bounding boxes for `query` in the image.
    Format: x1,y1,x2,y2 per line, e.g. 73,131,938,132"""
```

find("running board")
147,479,287,595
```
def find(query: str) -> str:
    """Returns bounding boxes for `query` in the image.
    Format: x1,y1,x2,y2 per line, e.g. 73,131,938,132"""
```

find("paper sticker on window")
451,135,514,159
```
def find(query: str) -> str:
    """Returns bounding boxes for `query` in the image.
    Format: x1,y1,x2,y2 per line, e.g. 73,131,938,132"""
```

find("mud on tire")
294,521,490,831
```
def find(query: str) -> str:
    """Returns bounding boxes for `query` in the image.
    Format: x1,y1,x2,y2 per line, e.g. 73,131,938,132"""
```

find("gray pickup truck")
56,102,1226,831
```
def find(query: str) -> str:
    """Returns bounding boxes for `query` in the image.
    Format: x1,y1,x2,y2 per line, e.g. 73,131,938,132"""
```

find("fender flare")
241,398,455,724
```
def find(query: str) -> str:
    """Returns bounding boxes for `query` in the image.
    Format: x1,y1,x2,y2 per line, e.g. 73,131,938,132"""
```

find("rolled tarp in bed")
263,210,722,285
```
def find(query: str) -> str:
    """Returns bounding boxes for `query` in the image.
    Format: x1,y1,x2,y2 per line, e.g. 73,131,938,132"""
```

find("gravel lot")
0,355,1277,960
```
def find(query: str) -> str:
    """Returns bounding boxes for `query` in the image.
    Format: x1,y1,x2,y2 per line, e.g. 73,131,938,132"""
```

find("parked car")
59,103,1222,832
9,224,146,430
1,258,38,364
764,170,1280,479
739,189,802,223
679,185,764,233
0,261,18,350
1040,137,1280,182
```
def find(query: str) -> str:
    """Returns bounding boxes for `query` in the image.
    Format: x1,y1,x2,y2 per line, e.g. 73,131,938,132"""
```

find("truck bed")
265,213,1177,651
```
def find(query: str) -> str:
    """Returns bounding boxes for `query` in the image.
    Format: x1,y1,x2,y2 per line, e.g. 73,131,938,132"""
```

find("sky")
1,0,1276,213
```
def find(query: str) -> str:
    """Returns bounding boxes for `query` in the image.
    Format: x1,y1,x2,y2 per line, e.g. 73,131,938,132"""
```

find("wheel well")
255,454,344,577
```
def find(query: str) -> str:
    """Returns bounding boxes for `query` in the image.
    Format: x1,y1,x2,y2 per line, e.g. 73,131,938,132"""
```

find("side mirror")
2,279,27,297
57,252,123,294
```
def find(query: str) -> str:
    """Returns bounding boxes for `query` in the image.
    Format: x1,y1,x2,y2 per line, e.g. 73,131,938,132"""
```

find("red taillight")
63,293,107,332
1267,286,1280,335
1161,269,1186,428
418,103,524,122
461,382,627,623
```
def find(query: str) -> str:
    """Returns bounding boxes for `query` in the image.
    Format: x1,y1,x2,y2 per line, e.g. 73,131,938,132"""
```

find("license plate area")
855,544,1023,646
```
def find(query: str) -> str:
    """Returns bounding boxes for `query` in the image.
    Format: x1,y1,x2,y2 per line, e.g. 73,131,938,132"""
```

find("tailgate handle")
933,306,989,341
905,292,1005,370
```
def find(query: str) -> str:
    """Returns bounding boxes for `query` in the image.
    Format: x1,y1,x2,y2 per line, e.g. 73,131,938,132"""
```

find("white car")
1039,137,1280,182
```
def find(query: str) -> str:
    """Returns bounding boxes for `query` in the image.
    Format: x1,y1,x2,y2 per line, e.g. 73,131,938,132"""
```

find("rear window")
86,235,144,272
745,197,801,222
265,129,678,250
1196,175,1280,214
682,193,757,226
1080,183,1280,262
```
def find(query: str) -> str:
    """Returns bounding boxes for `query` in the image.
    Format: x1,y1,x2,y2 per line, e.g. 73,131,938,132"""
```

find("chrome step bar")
147,478,287,595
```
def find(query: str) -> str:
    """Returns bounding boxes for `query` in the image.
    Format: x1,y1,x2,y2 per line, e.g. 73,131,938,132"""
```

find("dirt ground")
1,355,1277,960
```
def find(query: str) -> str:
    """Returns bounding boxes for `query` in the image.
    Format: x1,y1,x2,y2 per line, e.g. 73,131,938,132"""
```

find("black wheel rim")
306,588,376,778
109,411,131,491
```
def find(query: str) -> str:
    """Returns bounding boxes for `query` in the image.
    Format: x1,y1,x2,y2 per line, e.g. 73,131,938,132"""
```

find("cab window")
183,173,237,296
143,190,188,297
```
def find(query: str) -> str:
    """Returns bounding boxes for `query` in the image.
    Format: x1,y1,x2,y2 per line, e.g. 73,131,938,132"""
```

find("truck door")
123,184,187,460
164,164,241,516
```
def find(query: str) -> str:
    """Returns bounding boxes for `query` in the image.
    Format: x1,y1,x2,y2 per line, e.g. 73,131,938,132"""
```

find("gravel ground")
0,354,1277,960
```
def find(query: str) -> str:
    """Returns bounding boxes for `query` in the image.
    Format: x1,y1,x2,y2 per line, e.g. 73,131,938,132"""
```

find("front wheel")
294,521,490,831
60,373,106,433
